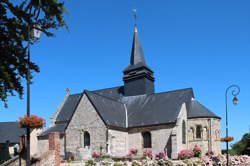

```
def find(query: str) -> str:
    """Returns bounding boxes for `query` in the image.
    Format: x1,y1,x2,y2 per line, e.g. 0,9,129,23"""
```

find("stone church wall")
128,124,175,157
187,118,221,155
65,94,107,156
108,129,128,157
175,103,188,153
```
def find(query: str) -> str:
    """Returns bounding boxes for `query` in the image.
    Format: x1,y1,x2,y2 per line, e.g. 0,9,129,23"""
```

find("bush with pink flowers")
155,152,167,160
193,145,202,157
143,149,153,159
127,148,138,157
206,149,215,156
92,152,100,158
130,148,138,155
178,149,194,160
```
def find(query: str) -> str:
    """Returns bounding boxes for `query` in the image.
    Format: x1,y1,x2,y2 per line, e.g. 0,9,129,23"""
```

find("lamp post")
225,85,240,166
26,15,41,166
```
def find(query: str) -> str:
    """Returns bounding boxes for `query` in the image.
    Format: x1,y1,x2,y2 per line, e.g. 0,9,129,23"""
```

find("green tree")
230,133,250,155
0,0,67,107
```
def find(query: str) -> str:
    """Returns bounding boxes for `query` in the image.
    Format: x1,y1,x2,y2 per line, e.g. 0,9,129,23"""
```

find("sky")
1,0,250,149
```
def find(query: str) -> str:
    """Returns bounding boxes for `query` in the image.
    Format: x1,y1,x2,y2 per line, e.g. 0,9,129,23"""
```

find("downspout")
124,104,128,128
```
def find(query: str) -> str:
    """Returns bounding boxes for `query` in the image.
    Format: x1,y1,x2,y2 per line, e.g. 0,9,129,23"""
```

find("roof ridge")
69,92,83,96
91,86,123,92
85,90,125,104
155,88,193,95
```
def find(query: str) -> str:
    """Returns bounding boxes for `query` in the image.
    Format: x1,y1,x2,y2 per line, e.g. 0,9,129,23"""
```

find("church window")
142,132,152,148
84,131,90,147
196,125,202,139
182,120,186,144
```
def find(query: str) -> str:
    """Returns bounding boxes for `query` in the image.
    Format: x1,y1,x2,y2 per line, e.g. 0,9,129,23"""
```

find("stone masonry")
65,94,107,156
187,118,221,155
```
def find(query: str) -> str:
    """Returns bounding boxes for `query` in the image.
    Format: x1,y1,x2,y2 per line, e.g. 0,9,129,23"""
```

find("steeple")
130,25,145,66
123,24,155,96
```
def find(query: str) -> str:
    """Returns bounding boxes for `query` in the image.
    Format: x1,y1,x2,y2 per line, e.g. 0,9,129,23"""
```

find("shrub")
132,161,142,166
85,160,96,166
143,149,153,159
205,149,214,156
92,152,100,158
130,148,138,155
178,149,194,160
155,152,167,160
113,162,123,166
193,145,202,157
101,154,111,158
66,155,75,162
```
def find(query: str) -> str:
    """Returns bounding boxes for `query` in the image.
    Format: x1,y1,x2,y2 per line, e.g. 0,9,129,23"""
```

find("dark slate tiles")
0,122,26,144
188,100,220,119
56,93,82,122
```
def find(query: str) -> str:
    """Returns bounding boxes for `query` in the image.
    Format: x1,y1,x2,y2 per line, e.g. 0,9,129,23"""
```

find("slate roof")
124,25,150,73
56,93,82,122
39,123,67,137
0,122,26,144
39,24,220,136
85,91,126,128
40,86,220,136
188,100,221,119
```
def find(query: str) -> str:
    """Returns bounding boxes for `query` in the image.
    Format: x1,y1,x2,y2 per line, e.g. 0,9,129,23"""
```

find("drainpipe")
106,126,109,154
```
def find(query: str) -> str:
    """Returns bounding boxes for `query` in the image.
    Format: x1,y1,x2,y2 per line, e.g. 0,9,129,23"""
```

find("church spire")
130,25,146,66
123,12,155,96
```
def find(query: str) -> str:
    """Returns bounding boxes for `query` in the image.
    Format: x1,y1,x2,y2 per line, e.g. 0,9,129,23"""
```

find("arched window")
196,125,202,139
182,120,186,144
84,131,90,147
142,132,151,148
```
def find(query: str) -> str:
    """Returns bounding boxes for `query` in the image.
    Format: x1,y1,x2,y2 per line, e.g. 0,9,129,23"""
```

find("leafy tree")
0,0,67,107
230,133,250,155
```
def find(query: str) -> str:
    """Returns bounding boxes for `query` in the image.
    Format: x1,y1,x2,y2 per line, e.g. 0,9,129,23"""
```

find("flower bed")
81,155,250,166
17,115,46,128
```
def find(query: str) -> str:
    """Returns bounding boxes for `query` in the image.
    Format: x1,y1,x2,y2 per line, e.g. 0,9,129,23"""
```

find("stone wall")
65,94,107,156
187,118,221,155
108,129,128,157
175,103,188,153
37,137,49,155
38,135,65,156
128,124,175,157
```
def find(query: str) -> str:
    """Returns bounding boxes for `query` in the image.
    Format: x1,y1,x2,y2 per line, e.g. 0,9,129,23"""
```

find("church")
37,24,221,159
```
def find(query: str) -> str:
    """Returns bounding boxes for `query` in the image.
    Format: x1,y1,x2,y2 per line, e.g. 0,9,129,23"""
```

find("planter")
17,115,46,128
221,136,234,142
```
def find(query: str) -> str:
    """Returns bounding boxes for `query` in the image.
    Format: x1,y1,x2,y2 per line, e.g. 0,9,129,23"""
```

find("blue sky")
1,0,250,148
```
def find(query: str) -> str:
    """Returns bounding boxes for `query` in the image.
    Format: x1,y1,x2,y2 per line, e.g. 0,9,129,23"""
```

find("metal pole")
225,89,229,166
26,16,31,166
225,85,240,166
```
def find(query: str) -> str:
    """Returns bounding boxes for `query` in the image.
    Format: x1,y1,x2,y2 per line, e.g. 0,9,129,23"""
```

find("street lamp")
26,16,41,166
225,84,240,166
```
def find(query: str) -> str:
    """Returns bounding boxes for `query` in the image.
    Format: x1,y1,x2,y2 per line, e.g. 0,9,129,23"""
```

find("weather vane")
132,8,137,24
